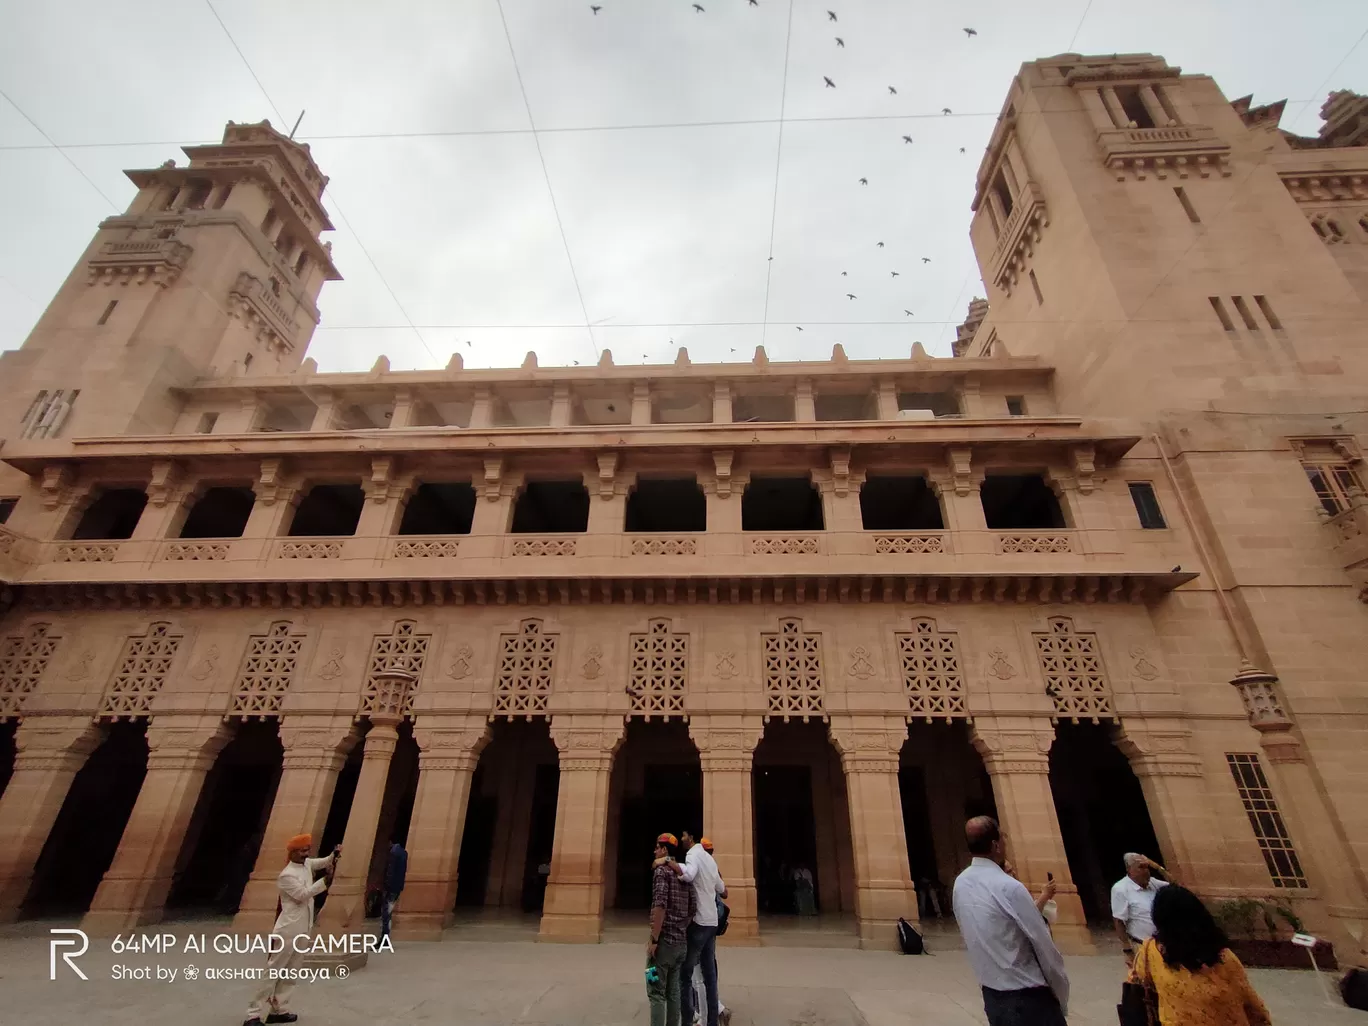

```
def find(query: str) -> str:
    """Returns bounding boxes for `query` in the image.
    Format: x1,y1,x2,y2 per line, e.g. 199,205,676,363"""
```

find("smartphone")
1047,871,1054,882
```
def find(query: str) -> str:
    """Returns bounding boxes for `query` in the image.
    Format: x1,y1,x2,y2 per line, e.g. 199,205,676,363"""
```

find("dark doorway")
511,481,590,533
70,489,148,540
1050,722,1162,923
980,474,1067,529
398,483,476,535
625,478,706,532
24,720,148,917
753,765,818,914
0,719,16,801
165,720,282,914
287,484,365,537
455,763,497,907
610,720,702,909
742,476,824,531
860,476,945,530
522,763,561,912
179,487,256,538
365,725,420,918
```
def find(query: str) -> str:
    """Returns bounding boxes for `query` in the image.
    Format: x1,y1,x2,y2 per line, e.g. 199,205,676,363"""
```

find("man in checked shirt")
646,832,696,1026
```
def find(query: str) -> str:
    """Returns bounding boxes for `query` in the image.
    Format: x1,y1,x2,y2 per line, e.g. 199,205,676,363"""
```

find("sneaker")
265,1016,298,1024
242,1020,264,1026
719,1009,731,1026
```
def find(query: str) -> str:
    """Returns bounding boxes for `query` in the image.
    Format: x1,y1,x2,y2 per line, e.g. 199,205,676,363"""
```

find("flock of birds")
578,3,984,358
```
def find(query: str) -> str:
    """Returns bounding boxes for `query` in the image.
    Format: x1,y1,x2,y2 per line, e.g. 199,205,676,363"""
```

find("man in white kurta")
244,834,340,1026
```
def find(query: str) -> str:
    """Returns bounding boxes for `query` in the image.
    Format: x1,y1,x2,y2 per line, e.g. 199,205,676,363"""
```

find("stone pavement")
0,920,1356,1025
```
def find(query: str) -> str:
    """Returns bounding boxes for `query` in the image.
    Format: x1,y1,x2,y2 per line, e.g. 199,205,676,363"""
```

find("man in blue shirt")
381,839,408,940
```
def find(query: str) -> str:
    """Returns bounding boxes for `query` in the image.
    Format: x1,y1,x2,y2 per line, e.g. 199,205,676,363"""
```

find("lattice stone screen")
762,618,825,720
493,619,558,718
231,621,305,718
628,620,688,718
1034,617,1114,722
360,620,430,716
99,621,182,719
896,618,966,721
0,623,60,720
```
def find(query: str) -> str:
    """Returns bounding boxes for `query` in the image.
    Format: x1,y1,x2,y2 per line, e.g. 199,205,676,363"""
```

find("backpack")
1342,968,1368,1011
715,897,730,937
896,917,924,955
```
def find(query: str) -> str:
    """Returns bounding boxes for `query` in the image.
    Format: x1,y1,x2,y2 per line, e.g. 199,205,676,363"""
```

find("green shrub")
1211,897,1303,939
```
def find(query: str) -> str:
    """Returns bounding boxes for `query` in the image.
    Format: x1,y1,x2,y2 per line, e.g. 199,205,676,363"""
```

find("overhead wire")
0,86,121,210
204,0,441,368
759,0,797,353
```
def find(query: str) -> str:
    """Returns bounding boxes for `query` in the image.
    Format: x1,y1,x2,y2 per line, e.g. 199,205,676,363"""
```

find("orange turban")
656,832,678,847
700,838,714,852
286,833,312,851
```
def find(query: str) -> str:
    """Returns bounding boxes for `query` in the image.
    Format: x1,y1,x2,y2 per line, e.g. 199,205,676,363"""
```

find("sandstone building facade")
0,54,1366,960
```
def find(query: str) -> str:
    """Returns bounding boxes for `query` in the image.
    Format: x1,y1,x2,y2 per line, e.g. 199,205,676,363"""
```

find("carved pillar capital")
1228,661,1295,733
969,721,1054,775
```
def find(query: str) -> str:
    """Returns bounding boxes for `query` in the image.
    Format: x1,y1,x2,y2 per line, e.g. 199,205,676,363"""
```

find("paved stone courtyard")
0,919,1357,1025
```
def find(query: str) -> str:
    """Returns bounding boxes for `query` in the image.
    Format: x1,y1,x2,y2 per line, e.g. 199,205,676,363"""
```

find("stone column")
550,383,572,427
630,382,652,425
395,722,488,940
1079,87,1116,132
1138,84,1168,126
315,719,401,936
0,718,101,921
929,448,986,549
690,717,764,944
970,719,1095,954
829,717,918,948
712,383,732,424
242,460,300,539
795,380,816,422
539,718,623,942
83,719,233,934
876,378,898,421
233,720,357,933
585,458,628,535
1100,86,1126,128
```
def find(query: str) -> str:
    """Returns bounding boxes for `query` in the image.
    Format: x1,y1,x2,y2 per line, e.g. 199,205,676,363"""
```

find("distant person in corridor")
952,816,1069,1026
380,839,407,940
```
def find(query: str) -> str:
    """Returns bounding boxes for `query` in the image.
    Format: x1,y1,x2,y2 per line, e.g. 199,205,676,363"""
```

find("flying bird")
840,270,847,276
692,2,704,10
921,257,931,263
729,348,736,352
827,10,837,20
959,147,966,153
963,27,977,36
823,76,836,88
876,241,885,248
749,0,758,5
942,107,952,115
902,135,913,144
795,326,804,331
890,270,900,277
573,360,581,365
846,293,857,300
888,86,897,95
590,4,601,12
904,309,914,316
835,37,844,46
859,177,867,185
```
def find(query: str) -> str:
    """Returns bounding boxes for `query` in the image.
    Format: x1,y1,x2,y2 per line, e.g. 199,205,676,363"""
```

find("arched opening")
164,720,283,915
365,724,420,921
0,719,16,801
453,719,560,921
1050,721,1162,923
605,720,701,912
752,720,855,934
23,720,148,917
899,721,996,926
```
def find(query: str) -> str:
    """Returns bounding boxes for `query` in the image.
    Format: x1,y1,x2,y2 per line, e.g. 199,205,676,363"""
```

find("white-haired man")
1111,852,1174,966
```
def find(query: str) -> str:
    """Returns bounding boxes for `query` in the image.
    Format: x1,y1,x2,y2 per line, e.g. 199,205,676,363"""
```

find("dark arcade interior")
742,476,825,532
179,486,256,539
860,475,946,530
511,481,590,534
397,482,477,535
70,488,148,540
287,484,366,537
980,473,1068,530
625,477,707,533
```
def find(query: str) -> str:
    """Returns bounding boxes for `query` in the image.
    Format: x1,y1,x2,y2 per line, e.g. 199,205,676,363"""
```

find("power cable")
496,0,599,362
1283,23,1368,134
0,86,120,210
759,0,796,353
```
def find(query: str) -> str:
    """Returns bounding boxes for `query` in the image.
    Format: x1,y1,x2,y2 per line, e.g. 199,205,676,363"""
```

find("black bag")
715,897,730,937
1342,967,1368,1012
896,917,924,955
1118,944,1157,1026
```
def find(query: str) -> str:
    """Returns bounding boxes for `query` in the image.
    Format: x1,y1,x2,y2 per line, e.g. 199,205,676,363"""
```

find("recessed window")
294,251,309,275
991,169,1014,218
511,480,590,533
180,487,256,539
1028,269,1044,305
243,353,254,371
1005,396,1026,417
261,209,278,235
287,484,365,537
742,476,824,531
1254,295,1283,331
1173,187,1200,223
1208,296,1236,332
732,393,795,423
1231,296,1260,331
1114,85,1155,128
398,483,477,535
897,392,960,418
1128,483,1167,529
625,478,706,532
195,412,219,434
70,488,148,540
1226,753,1308,889
0,498,16,524
97,300,118,326
1303,462,1363,517
980,474,1066,530
859,476,944,530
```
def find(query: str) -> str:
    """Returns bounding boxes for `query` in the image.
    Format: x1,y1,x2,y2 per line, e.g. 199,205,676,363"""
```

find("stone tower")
0,120,340,441
959,53,1368,418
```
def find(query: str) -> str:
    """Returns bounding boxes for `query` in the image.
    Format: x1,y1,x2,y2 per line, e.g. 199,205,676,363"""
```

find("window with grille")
1303,462,1363,516
493,619,558,718
762,618,825,721
232,621,305,718
100,622,181,719
360,620,430,717
1034,617,1114,722
896,618,966,721
627,620,688,719
1225,753,1308,888
0,623,59,720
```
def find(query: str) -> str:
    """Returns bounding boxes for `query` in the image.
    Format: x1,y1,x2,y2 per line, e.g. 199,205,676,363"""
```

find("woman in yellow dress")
1130,885,1272,1026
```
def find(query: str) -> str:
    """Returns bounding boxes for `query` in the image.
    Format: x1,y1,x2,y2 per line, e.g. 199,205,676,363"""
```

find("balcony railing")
1324,497,1368,602
1096,123,1231,180
987,181,1049,295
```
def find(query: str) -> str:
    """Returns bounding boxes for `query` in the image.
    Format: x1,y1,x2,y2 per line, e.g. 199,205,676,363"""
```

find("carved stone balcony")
228,271,301,353
1324,495,1368,602
86,238,192,287
987,181,1049,295
1096,124,1231,181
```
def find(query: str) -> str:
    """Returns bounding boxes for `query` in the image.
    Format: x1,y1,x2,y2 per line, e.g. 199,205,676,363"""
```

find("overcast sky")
1,0,1364,373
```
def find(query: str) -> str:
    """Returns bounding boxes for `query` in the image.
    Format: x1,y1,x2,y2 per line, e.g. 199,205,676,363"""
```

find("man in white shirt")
661,829,728,1026
243,833,340,1026
952,816,1069,1026
1111,852,1172,966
